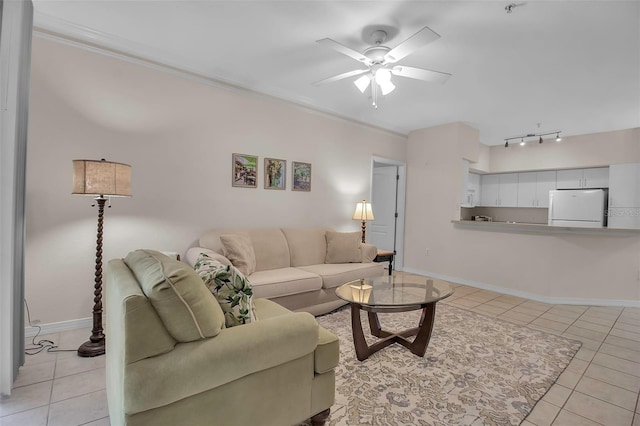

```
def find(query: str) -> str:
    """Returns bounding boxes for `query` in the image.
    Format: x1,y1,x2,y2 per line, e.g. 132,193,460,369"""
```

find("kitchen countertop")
451,220,640,235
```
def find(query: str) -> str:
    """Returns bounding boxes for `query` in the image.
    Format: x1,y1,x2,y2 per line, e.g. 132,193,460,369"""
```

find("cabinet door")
556,169,584,189
608,163,640,207
499,173,519,207
583,167,609,188
469,173,481,206
607,208,640,229
480,174,499,206
517,172,537,207
535,171,557,208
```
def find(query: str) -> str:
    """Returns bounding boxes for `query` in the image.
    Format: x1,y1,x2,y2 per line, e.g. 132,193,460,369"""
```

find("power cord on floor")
24,299,76,355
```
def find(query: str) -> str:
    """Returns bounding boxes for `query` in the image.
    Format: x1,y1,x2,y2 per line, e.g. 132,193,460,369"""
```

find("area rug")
315,304,581,426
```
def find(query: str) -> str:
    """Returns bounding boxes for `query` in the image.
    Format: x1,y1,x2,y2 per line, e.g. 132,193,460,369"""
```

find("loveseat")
106,249,339,426
185,227,385,315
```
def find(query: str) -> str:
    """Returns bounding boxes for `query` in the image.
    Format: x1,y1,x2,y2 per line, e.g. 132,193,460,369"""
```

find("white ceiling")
32,1,640,144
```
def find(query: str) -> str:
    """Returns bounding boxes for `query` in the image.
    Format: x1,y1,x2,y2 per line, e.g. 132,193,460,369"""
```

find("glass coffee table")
336,275,454,361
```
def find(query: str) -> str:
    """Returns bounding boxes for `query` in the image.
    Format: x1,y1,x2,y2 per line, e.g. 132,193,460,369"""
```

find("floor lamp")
352,200,375,243
72,159,131,357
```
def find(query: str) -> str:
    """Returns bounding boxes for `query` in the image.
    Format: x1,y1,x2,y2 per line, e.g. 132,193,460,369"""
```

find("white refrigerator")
548,189,607,228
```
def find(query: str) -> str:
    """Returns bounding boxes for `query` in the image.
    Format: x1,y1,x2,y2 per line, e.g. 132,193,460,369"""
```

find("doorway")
368,156,406,271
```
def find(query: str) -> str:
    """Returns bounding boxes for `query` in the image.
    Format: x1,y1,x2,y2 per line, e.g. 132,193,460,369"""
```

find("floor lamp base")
77,338,105,357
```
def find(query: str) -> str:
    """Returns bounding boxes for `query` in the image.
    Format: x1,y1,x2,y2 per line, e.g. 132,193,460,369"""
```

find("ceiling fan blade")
317,38,370,65
391,66,451,84
384,26,440,64
312,69,370,86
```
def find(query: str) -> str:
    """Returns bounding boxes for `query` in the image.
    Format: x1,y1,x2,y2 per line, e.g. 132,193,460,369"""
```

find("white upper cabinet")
608,163,640,229
608,163,640,208
460,160,482,207
480,173,518,207
556,167,609,189
517,171,556,208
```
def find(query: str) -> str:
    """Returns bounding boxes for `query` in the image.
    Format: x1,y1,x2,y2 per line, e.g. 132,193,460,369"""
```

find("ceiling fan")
313,26,452,108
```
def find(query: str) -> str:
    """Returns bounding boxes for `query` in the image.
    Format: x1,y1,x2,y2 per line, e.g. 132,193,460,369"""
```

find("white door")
370,166,397,252
480,174,499,206
535,171,557,208
609,163,640,208
517,172,537,207
583,167,609,188
556,169,584,189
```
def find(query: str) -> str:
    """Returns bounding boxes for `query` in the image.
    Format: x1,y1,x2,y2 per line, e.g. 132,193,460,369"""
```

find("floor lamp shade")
72,159,131,197
72,158,131,357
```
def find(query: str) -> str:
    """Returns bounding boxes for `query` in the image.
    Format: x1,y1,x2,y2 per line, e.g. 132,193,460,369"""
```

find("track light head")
539,136,543,144
556,132,562,142
504,140,509,148
520,138,525,146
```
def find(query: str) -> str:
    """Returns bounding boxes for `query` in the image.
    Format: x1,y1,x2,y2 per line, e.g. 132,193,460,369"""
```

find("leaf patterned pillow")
194,253,256,327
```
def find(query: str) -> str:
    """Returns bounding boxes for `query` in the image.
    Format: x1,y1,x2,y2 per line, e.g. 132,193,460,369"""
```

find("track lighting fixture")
503,131,562,148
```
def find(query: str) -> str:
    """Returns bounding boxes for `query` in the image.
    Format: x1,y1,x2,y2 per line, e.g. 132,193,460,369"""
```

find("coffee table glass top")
336,275,454,308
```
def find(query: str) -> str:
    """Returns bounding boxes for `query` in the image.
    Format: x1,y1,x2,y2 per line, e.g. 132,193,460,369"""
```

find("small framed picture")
292,161,312,192
232,153,258,188
264,158,286,190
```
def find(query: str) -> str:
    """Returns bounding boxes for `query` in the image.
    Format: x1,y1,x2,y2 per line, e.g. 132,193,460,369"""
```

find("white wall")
405,123,640,305
25,36,406,324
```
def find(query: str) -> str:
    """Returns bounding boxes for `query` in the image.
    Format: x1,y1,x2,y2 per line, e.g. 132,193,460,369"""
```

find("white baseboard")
25,317,92,338
401,267,640,308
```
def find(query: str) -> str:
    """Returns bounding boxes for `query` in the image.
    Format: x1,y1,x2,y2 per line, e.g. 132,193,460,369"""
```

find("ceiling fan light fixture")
379,80,395,95
354,74,371,93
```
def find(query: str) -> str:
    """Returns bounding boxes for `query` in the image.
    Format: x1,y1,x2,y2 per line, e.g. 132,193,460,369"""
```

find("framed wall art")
292,161,312,192
264,158,286,190
232,153,258,188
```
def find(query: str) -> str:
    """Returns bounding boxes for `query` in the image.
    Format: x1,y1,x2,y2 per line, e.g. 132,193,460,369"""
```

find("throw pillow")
124,249,226,342
194,253,256,327
325,231,361,264
219,234,257,276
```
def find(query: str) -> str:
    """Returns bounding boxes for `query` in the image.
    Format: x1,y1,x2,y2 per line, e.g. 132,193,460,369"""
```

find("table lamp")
72,158,131,357
352,200,374,243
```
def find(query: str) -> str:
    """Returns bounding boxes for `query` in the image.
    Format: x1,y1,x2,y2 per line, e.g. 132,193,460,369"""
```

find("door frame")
370,156,407,271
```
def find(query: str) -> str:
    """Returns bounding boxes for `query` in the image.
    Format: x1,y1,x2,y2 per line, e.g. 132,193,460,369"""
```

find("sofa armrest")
123,311,320,414
360,243,378,263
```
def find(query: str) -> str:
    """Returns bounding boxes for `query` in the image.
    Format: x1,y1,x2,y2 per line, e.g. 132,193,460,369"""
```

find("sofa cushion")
281,227,331,267
245,228,291,271
325,231,361,264
124,250,225,343
248,268,322,299
298,262,385,289
185,247,232,268
194,254,256,327
220,234,256,276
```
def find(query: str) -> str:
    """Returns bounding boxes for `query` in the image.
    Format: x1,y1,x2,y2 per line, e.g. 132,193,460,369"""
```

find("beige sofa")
186,227,385,315
106,250,339,426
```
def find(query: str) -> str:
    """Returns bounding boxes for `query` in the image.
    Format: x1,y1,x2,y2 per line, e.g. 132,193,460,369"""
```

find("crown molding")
32,11,407,139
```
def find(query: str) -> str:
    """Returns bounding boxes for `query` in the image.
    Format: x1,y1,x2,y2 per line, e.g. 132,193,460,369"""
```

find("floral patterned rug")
314,304,581,426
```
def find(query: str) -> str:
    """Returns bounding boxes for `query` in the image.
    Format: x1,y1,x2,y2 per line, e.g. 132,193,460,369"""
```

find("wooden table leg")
351,303,370,361
397,303,436,357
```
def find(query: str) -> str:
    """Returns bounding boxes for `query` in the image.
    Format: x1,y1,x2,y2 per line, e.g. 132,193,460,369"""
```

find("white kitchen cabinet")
556,167,609,189
480,173,518,207
461,160,482,207
608,163,640,229
518,171,556,208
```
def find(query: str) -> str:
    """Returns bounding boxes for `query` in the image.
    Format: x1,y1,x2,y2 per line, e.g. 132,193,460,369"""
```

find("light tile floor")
1,280,639,426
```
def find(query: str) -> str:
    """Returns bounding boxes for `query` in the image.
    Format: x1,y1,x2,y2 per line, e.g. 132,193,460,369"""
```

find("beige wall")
487,128,640,173
25,36,406,324
405,123,640,305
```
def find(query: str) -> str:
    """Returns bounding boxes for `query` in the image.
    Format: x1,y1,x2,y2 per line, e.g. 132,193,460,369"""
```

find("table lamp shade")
352,200,374,221
73,159,131,197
